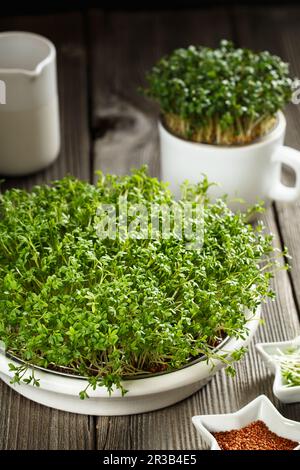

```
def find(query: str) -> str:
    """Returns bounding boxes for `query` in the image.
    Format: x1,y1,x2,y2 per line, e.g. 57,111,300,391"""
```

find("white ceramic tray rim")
0,307,261,399
256,336,300,403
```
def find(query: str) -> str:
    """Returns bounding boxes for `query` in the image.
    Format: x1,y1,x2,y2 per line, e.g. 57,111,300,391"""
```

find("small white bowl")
192,394,300,450
256,336,300,404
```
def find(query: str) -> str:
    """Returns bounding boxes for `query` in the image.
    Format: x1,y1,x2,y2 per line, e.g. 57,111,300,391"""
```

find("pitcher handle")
268,145,300,203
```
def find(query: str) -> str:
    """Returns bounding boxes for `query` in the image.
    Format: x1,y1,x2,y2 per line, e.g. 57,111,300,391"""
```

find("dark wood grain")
89,8,233,449
0,13,94,450
94,209,300,450
88,8,232,181
233,6,300,316
88,8,300,450
0,386,95,449
1,6,300,450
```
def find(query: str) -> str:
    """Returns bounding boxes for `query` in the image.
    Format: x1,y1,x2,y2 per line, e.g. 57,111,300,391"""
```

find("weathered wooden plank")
90,206,300,450
233,6,300,315
126,210,300,450
0,386,95,449
89,8,299,450
0,13,94,450
88,8,233,180
1,7,299,451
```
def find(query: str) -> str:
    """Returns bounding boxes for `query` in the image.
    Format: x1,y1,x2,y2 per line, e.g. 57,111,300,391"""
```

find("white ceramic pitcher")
0,31,60,175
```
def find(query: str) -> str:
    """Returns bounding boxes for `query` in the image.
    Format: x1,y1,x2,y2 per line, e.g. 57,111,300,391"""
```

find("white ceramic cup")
0,31,60,176
159,111,300,210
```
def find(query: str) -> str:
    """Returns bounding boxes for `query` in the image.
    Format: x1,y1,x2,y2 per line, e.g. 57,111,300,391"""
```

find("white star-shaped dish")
256,336,300,404
192,395,300,450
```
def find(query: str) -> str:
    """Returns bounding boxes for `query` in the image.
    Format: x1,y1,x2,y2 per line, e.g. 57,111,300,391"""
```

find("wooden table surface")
1,6,300,450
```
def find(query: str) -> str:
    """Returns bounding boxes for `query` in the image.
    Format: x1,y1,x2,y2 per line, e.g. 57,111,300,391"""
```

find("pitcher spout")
0,31,55,77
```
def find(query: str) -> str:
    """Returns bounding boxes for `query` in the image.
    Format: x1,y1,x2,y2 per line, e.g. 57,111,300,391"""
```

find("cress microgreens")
0,167,284,397
274,347,300,387
144,40,294,144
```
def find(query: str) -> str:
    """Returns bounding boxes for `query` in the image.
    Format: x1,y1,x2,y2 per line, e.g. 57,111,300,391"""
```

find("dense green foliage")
0,168,280,396
145,40,294,144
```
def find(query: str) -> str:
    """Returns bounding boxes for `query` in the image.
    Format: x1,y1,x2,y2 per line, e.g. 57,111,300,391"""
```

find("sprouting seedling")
143,40,296,145
273,347,300,387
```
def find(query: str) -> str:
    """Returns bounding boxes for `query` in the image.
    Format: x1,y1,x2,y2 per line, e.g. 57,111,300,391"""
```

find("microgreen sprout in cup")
144,40,295,145
273,347,300,387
